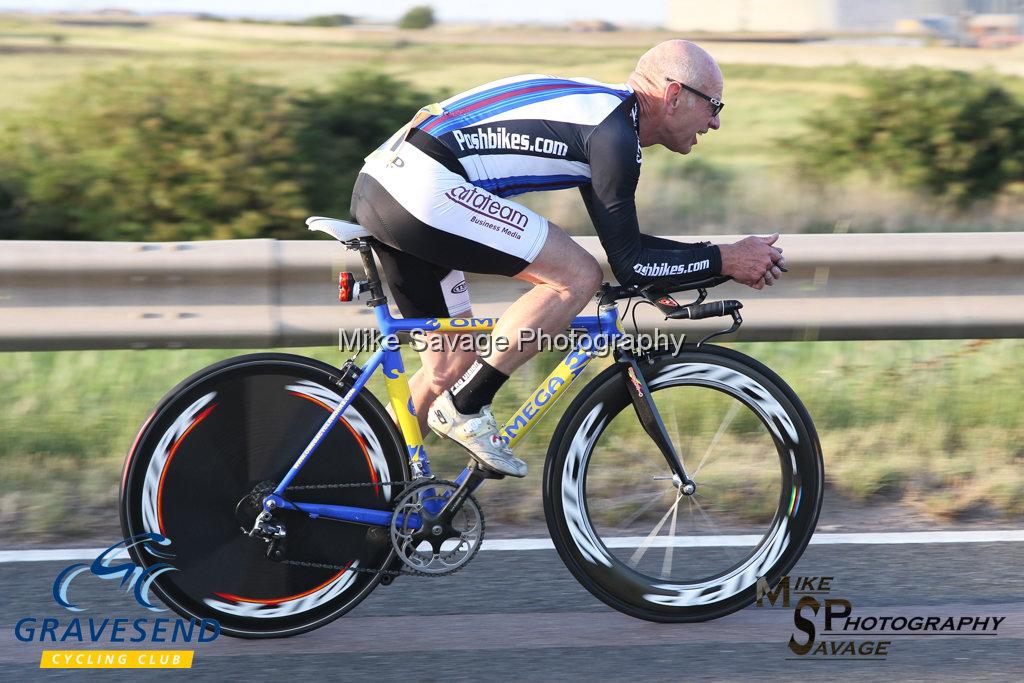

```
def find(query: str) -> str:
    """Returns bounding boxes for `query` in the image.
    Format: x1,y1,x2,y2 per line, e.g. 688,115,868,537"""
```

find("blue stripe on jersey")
417,77,558,131
472,173,591,197
495,181,582,198
447,77,628,114
429,86,628,136
444,77,563,111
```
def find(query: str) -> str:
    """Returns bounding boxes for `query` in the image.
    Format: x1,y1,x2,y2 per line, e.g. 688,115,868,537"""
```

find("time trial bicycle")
119,216,823,638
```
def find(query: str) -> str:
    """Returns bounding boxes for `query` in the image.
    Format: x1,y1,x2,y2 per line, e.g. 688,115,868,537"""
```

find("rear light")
339,272,355,302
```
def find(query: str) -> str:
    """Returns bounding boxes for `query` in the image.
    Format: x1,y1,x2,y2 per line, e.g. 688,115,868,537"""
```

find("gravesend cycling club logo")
14,533,219,669
444,184,528,237
755,575,1008,661
53,533,175,612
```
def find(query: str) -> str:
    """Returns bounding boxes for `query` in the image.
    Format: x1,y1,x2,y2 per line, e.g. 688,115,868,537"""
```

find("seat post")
356,239,388,307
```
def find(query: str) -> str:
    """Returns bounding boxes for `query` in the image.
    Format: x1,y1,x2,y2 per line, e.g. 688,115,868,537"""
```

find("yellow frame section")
500,351,595,447
423,317,499,333
381,360,428,473
380,317,598,458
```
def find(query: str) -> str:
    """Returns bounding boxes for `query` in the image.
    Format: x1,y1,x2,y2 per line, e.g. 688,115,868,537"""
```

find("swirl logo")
52,533,177,613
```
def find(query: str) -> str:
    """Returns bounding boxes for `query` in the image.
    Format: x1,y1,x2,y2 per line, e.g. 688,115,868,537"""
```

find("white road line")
484,529,1024,551
1,530,1023,563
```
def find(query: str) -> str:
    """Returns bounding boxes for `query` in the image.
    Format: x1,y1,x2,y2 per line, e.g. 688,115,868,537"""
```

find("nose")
709,114,720,130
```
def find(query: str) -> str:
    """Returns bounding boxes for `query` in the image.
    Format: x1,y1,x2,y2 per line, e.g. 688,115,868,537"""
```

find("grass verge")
0,339,1020,541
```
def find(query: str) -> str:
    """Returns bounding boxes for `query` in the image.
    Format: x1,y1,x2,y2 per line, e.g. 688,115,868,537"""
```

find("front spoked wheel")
543,345,823,622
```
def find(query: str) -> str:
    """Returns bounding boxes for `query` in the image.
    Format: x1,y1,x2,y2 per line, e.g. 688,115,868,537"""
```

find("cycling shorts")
351,133,549,319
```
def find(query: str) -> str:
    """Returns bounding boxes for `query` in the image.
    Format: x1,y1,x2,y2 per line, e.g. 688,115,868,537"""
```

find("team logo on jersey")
633,260,710,277
451,127,569,157
444,185,528,231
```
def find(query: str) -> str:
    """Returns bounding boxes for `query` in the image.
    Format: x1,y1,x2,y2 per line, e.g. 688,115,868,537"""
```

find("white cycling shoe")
427,391,528,478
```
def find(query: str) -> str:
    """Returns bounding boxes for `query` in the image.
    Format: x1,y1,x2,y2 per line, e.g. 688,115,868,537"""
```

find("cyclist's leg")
409,332,476,432
352,149,599,474
484,222,602,374
426,224,600,477
370,240,478,433
367,213,601,408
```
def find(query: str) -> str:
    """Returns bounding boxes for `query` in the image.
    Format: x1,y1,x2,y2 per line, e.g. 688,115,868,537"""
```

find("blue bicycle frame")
260,300,626,529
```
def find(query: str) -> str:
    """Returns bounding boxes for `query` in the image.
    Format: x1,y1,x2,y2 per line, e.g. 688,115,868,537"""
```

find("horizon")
0,1,667,25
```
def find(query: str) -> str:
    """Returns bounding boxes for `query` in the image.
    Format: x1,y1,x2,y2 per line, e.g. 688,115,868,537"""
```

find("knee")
569,254,603,300
544,253,601,304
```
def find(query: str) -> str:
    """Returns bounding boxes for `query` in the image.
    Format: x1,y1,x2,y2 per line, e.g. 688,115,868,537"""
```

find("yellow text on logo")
40,650,194,669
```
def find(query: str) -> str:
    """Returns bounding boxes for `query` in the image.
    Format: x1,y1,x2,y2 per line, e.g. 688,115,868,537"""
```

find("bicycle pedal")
469,463,505,480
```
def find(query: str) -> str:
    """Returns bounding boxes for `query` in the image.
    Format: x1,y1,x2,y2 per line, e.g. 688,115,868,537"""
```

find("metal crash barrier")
1,232,1022,351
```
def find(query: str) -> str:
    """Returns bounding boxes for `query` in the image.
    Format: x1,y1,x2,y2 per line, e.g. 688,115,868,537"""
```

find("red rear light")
338,272,354,302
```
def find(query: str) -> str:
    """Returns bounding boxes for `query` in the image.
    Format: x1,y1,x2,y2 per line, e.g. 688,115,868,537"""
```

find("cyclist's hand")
718,233,786,290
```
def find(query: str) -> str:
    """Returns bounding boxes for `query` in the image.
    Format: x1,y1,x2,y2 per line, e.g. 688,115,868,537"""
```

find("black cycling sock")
450,357,508,415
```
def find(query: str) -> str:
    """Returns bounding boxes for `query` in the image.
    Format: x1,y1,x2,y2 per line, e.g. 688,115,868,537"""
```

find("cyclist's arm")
638,232,714,253
579,104,722,287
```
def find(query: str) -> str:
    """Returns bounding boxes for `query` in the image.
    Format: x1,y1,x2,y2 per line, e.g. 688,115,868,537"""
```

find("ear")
664,80,681,110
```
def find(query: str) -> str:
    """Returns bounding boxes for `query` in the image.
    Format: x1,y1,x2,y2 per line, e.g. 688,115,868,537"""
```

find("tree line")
0,65,1020,241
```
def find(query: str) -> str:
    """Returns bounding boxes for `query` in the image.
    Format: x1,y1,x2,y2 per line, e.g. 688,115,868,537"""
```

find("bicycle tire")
543,344,823,622
119,353,408,638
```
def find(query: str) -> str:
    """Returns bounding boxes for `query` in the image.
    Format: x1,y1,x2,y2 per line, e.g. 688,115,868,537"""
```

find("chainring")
389,480,485,576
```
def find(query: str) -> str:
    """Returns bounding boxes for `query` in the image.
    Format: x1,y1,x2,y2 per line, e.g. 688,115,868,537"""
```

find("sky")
9,0,667,25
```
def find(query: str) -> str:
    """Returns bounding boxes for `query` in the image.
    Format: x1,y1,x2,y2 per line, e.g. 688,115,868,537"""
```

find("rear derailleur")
235,481,287,561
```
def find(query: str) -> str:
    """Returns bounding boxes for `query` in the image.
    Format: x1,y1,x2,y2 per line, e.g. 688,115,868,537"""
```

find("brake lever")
696,309,743,347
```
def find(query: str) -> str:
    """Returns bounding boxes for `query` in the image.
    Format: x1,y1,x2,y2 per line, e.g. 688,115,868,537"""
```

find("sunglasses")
665,77,724,117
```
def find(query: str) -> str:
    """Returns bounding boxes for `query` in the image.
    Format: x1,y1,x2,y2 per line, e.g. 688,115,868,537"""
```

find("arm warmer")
579,99,721,287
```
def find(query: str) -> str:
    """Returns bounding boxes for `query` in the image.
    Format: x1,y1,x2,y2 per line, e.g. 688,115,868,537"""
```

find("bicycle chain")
284,479,417,491
276,478,475,578
280,557,407,578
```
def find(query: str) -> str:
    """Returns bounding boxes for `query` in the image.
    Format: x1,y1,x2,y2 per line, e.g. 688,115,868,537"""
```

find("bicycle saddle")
306,216,371,242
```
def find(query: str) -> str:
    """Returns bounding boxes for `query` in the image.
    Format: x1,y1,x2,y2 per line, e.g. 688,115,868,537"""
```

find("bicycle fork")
616,350,697,496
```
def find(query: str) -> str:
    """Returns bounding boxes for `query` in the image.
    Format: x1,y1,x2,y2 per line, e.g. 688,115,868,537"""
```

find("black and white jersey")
384,74,722,287
418,74,637,197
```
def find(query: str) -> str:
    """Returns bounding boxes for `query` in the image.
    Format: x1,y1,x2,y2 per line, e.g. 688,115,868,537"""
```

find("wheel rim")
123,362,401,632
558,360,807,609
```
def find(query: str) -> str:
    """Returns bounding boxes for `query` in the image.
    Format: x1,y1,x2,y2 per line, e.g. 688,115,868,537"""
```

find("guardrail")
1,233,1022,351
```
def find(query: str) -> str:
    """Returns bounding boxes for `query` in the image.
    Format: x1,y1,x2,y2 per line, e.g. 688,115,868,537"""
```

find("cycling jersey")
352,74,722,318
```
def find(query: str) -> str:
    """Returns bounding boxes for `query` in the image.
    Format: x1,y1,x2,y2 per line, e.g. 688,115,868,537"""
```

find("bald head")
630,39,722,94
627,40,723,154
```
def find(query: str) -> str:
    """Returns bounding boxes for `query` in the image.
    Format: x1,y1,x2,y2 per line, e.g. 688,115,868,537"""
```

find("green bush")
0,67,433,241
302,14,356,27
290,70,435,221
398,5,435,30
788,68,1024,207
0,67,308,241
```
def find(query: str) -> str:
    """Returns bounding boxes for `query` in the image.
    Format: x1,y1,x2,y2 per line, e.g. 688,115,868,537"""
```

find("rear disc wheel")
119,353,408,638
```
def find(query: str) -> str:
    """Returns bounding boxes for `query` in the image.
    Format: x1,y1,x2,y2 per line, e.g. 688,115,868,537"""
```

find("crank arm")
615,351,694,489
436,465,490,523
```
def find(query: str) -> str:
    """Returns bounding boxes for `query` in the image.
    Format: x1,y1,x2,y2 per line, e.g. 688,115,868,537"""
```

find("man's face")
662,75,723,155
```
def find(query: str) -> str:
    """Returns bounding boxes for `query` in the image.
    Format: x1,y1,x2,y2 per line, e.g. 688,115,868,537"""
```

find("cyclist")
351,39,786,478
